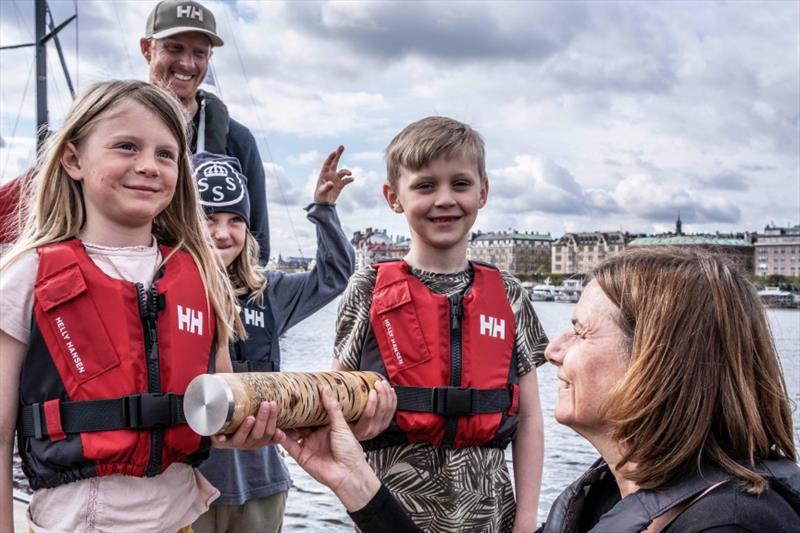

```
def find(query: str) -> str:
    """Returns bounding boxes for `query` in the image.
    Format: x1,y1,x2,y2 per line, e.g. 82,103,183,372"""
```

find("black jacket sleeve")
347,484,423,533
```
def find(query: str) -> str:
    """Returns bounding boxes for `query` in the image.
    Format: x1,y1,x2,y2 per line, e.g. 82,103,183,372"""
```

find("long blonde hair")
227,231,268,307
593,247,795,493
1,79,243,348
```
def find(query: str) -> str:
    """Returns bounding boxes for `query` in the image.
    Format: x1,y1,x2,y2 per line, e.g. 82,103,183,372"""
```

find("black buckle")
122,393,178,429
432,387,475,416
31,402,44,439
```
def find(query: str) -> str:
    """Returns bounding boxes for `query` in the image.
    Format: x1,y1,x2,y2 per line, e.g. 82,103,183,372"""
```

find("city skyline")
1,1,798,257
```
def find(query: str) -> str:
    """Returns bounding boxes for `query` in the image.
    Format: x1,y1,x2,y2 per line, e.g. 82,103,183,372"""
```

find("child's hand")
211,401,286,450
350,380,397,441
314,145,354,204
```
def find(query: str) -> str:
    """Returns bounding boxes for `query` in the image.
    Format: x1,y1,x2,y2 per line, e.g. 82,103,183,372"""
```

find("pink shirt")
0,240,219,532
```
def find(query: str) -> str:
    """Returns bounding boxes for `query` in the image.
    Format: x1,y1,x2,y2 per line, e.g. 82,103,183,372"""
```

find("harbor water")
12,300,800,530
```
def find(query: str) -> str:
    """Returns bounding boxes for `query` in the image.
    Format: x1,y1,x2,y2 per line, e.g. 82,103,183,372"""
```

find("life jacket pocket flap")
35,264,88,311
34,263,121,386
372,279,413,314
371,279,433,375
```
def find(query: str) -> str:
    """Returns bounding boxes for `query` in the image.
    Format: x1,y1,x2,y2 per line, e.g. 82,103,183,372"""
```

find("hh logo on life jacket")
177,305,204,336
479,314,506,340
243,308,264,328
176,4,204,21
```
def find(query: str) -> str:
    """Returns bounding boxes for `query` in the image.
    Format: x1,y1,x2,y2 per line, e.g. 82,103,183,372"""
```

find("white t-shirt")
0,239,219,532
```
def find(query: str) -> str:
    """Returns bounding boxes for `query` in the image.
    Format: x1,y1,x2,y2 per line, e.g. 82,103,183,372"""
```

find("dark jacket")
541,458,800,533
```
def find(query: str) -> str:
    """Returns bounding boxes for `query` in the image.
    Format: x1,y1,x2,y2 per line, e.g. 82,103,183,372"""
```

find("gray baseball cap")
145,0,224,47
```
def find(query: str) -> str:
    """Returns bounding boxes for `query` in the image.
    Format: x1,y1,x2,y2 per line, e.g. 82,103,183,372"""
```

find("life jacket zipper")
442,293,464,447
135,281,163,477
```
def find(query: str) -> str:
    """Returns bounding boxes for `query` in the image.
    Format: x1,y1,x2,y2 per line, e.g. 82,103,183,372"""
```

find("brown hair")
384,116,487,188
593,247,795,493
1,79,243,348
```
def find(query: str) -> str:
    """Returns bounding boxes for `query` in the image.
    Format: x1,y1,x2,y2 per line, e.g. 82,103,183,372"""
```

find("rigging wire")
10,0,33,41
73,0,78,88
1,57,36,181
221,7,304,261
112,1,135,76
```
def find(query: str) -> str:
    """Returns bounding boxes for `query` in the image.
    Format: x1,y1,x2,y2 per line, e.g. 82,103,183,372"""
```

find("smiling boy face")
384,154,488,259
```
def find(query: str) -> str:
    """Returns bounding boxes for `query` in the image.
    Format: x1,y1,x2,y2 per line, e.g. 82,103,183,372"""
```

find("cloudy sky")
1,0,798,258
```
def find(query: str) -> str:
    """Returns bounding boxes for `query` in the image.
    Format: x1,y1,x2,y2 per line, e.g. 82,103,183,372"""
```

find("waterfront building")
551,231,632,274
753,224,800,277
468,230,552,275
628,234,754,273
351,228,410,270
272,254,315,273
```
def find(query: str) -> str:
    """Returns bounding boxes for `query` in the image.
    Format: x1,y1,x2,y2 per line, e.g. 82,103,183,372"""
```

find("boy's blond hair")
0,79,243,349
384,116,487,188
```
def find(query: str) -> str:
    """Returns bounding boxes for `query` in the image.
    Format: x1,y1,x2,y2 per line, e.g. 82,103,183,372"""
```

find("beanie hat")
145,0,224,47
192,152,250,226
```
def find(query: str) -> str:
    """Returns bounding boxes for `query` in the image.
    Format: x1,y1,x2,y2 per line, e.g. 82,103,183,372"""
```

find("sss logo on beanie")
192,152,251,226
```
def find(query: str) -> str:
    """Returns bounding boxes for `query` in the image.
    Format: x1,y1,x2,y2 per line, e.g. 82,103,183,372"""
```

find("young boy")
332,116,548,532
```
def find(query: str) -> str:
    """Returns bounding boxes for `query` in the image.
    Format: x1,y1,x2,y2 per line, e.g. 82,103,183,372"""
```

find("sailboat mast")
35,0,48,150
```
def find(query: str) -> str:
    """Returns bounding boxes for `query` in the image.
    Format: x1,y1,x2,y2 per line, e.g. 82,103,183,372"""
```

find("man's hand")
314,145,354,204
211,401,285,450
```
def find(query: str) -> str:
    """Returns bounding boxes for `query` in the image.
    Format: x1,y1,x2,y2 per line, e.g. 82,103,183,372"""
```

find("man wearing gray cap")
140,0,270,263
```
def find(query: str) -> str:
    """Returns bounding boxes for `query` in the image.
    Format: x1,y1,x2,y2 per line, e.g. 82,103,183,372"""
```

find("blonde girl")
0,80,284,533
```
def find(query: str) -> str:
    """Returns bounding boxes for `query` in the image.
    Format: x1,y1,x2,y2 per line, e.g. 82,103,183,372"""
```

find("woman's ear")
383,182,403,213
61,143,83,181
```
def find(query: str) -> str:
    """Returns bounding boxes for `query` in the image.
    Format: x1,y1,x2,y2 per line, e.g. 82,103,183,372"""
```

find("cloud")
286,1,587,63
264,161,306,206
490,155,620,215
287,150,323,166
349,151,384,162
699,171,750,191
613,173,740,224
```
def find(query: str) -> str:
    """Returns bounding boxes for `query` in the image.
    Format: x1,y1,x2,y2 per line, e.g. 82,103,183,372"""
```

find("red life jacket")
17,239,216,490
360,260,519,450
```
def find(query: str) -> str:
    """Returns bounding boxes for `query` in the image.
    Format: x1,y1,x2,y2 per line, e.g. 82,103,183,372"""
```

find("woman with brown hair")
540,247,799,531
279,247,799,532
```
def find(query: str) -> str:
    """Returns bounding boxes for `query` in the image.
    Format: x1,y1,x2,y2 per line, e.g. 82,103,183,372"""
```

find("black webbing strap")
395,386,513,416
20,393,186,439
231,360,275,373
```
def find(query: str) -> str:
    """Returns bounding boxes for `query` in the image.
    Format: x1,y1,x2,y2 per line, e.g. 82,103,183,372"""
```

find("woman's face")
545,280,630,436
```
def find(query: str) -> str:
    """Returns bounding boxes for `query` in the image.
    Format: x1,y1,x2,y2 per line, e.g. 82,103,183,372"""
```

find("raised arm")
267,146,355,334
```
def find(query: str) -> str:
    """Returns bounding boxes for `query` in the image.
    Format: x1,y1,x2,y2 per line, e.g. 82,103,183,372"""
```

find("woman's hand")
314,145,354,204
350,379,397,440
280,386,381,511
211,401,286,449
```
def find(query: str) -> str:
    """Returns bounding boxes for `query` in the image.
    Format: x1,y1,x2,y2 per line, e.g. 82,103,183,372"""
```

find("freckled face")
544,281,629,436
62,99,179,236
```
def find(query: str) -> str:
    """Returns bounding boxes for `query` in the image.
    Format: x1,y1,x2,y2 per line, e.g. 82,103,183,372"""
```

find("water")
12,301,799,530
